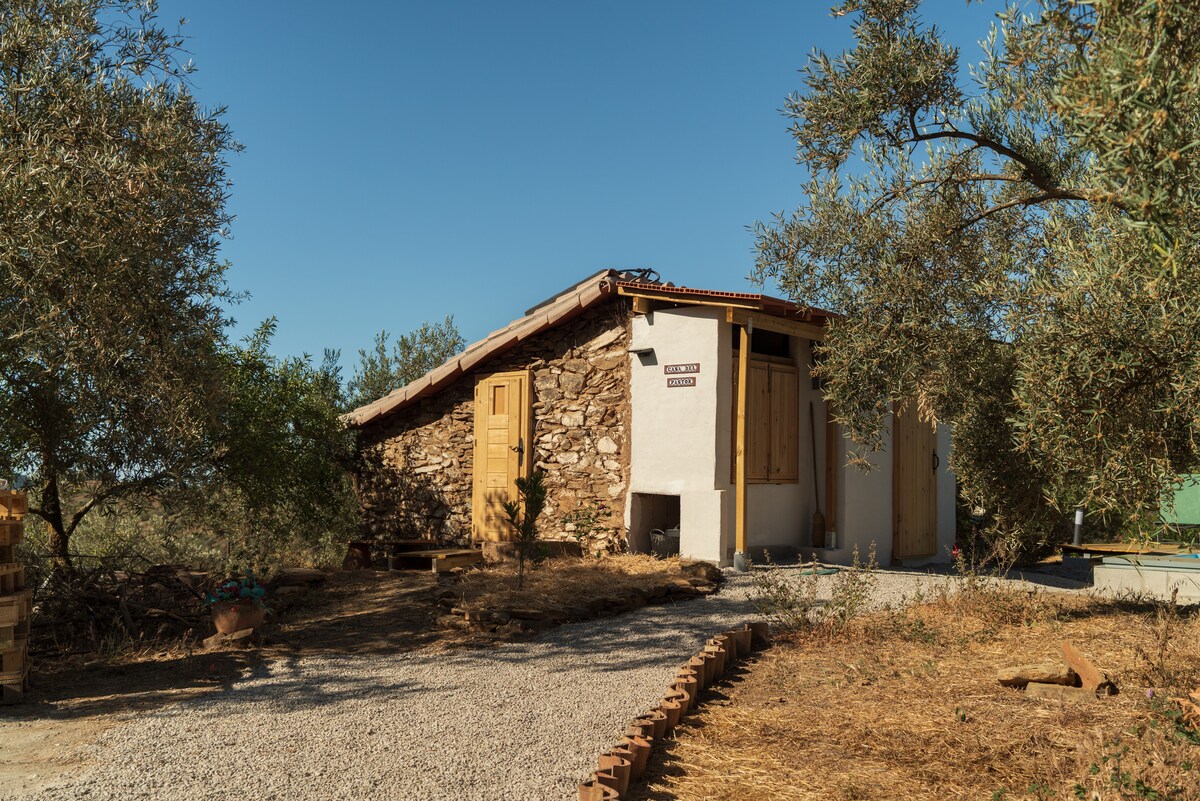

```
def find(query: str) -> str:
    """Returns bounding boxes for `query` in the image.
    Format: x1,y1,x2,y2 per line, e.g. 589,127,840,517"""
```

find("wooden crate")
0,656,29,705
0,521,23,547
0,564,23,595
0,490,26,520
0,589,32,650
0,635,26,673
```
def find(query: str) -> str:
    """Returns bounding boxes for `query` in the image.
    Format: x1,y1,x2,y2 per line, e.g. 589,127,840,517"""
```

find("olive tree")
0,1,237,568
346,316,466,410
753,1,1200,553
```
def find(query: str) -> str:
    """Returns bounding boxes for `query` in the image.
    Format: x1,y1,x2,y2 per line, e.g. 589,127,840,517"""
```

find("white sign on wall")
664,363,700,375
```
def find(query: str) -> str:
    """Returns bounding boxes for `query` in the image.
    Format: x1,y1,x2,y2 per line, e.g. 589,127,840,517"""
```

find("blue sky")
154,0,999,367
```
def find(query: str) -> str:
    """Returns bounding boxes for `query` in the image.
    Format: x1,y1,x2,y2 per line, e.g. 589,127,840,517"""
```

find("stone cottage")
347,269,957,566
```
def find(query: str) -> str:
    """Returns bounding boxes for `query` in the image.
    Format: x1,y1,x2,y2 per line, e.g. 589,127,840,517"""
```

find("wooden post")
824,401,838,543
735,323,749,567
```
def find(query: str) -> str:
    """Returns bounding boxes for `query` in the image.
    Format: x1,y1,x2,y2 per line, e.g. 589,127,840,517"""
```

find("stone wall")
355,300,632,551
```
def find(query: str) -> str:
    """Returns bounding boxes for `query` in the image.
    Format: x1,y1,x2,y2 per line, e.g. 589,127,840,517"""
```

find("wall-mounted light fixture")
628,347,655,357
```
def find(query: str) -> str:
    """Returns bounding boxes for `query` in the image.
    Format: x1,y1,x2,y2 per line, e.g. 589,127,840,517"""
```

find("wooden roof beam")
726,307,825,341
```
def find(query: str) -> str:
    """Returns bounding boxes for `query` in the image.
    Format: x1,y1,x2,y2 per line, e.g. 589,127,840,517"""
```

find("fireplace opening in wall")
628,493,681,555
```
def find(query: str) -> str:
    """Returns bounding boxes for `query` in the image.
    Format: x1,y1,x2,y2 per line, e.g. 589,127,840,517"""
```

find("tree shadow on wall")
353,444,465,544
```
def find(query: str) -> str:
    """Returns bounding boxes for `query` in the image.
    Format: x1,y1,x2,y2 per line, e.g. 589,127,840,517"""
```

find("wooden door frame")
471,369,533,542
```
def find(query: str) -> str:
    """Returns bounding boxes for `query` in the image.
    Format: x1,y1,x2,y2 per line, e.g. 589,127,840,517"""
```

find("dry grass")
635,589,1200,801
454,553,688,611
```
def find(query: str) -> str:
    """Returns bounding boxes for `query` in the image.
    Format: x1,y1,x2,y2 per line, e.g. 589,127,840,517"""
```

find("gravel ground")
12,564,1089,801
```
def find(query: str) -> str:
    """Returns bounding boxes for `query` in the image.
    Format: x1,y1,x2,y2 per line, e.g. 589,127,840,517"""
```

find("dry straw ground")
634,587,1200,801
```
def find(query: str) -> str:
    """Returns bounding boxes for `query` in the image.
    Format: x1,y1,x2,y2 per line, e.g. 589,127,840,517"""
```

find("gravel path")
12,565,1088,801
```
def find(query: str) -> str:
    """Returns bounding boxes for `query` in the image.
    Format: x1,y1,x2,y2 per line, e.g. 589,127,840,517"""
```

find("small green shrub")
501,470,548,591
750,544,878,637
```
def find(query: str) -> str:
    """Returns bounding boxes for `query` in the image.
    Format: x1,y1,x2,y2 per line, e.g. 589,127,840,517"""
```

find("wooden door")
472,370,532,541
892,400,938,559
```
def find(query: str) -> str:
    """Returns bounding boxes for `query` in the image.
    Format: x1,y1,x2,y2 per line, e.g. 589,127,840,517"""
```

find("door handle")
511,438,525,468
932,451,940,472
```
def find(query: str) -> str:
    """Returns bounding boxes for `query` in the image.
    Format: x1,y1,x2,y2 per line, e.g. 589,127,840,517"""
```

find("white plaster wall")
837,416,895,566
625,307,957,567
626,306,727,561
680,490,731,563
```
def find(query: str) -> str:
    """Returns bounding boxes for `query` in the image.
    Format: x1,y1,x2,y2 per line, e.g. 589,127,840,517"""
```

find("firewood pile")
996,639,1118,701
35,562,215,649
33,565,329,653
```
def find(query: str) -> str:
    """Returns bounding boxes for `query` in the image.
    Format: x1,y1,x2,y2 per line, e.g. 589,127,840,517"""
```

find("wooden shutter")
730,356,799,484
769,364,799,481
747,362,771,481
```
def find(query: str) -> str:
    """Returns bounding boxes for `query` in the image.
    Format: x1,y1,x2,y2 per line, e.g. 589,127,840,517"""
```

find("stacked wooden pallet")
0,489,30,704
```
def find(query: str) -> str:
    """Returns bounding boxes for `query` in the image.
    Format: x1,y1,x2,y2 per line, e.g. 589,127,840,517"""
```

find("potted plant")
205,573,267,634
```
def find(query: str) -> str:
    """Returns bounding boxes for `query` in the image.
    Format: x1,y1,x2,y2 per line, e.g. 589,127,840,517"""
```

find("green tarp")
1162,474,1200,526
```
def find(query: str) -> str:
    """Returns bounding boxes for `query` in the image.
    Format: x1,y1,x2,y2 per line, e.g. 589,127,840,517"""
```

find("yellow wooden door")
892,400,938,559
472,370,532,541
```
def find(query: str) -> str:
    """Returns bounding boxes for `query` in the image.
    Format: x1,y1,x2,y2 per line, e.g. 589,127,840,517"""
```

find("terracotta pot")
723,630,745,660
665,689,690,719
211,600,265,635
704,644,726,679
612,744,636,792
712,634,731,669
699,650,718,687
626,720,655,742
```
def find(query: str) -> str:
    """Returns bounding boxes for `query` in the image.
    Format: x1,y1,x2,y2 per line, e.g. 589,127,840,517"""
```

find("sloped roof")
344,269,643,428
345,270,837,429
